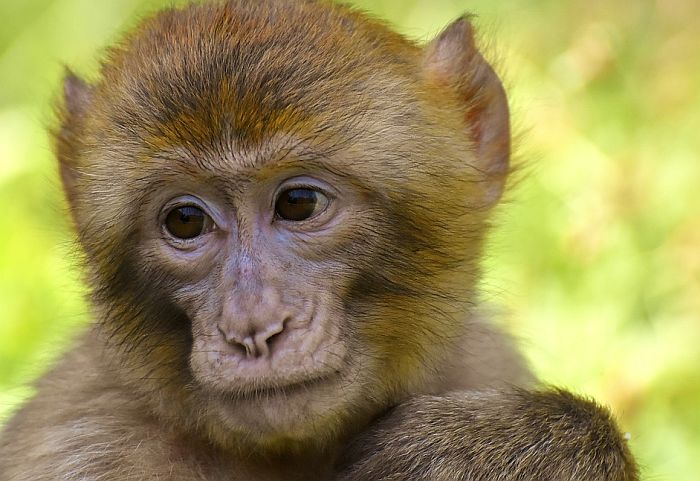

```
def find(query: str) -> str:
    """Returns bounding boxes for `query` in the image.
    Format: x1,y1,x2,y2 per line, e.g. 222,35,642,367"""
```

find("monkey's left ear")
56,69,93,218
423,17,510,207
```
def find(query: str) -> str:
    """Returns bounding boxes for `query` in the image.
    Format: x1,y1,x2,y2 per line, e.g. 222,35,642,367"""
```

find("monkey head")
55,1,509,451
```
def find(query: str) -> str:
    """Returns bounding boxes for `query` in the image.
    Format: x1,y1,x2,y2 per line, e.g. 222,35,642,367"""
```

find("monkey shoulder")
0,335,227,481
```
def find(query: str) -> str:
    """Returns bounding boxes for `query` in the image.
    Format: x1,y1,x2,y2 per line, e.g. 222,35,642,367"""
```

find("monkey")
0,1,638,480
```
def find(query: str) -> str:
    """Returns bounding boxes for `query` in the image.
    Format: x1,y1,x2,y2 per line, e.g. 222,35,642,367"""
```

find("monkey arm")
335,389,638,481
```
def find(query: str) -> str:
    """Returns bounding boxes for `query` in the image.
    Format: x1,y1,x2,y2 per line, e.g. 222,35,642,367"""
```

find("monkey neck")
233,446,339,480
153,417,341,480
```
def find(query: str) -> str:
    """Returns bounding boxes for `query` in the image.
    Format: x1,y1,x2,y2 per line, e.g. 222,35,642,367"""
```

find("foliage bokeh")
0,0,698,479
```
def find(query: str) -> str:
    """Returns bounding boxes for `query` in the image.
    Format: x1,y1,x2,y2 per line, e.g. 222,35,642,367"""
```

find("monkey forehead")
91,1,429,154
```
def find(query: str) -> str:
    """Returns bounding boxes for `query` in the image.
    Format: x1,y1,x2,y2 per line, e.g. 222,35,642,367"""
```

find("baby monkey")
0,1,638,480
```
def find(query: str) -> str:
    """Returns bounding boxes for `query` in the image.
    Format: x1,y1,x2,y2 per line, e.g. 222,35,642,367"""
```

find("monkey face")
77,120,479,444
141,158,375,437
57,1,508,448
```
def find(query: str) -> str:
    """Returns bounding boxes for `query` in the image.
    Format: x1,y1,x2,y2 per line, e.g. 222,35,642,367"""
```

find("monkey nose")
217,321,285,359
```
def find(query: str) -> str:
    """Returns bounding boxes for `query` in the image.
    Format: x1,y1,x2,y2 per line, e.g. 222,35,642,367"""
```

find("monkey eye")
164,205,214,240
275,188,329,222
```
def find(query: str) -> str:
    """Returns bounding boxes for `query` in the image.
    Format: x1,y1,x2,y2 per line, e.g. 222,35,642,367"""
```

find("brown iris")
275,188,328,221
164,205,208,239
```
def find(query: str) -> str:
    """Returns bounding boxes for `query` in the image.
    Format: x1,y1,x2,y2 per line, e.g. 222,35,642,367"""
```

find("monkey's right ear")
62,70,93,119
423,17,510,207
57,70,93,216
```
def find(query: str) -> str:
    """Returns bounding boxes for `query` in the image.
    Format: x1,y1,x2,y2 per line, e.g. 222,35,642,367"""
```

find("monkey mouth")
209,371,342,403
239,374,337,400
190,326,349,399
205,369,361,440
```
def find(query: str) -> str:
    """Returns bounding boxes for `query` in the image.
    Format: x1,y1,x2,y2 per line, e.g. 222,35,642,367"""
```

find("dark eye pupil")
275,189,319,221
165,206,206,239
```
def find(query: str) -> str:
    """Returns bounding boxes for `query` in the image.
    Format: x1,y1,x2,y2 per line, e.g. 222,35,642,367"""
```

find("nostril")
254,321,286,358
264,329,286,356
218,319,288,359
266,329,283,345
218,325,253,358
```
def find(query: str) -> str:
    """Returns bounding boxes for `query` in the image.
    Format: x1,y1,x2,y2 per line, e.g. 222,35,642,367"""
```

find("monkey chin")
205,372,369,451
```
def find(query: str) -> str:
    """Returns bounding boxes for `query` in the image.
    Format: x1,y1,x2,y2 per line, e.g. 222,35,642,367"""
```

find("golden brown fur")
0,1,637,480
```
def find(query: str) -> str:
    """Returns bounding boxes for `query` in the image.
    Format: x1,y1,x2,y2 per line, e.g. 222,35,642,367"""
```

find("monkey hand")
335,389,638,481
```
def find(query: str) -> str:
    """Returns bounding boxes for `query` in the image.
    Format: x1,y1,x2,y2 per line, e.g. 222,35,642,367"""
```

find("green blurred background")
0,0,698,479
